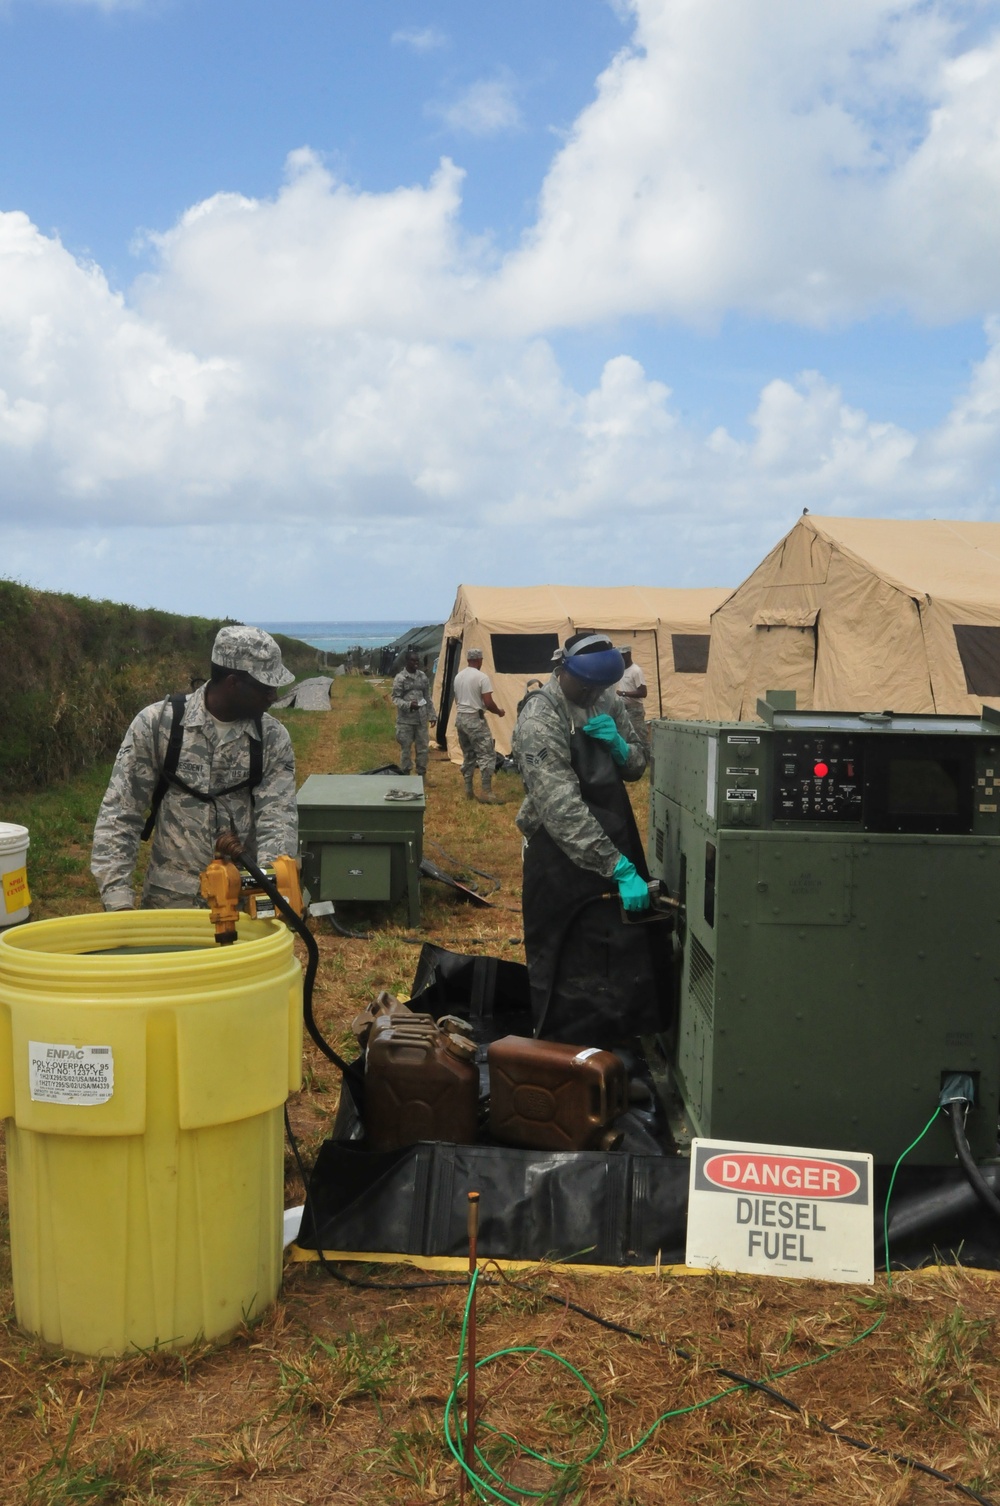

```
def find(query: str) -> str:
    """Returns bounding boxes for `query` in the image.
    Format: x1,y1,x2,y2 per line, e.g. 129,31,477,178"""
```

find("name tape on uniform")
686,1138,874,1284
29,1042,115,1106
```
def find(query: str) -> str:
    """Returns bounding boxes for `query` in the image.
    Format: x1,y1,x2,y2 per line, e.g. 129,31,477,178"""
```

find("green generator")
649,704,1000,1165
297,775,425,926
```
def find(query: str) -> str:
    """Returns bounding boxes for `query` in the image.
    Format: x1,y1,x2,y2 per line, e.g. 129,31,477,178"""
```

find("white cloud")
432,73,522,137
391,25,447,53
492,0,1000,330
3,165,1000,614
4,1,1000,614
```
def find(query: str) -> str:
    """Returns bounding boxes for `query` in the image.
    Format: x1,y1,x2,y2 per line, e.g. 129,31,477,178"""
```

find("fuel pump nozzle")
200,834,305,944
620,879,683,927
200,849,242,944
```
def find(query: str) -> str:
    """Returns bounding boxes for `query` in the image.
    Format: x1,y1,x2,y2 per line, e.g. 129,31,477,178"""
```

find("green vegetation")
0,578,320,793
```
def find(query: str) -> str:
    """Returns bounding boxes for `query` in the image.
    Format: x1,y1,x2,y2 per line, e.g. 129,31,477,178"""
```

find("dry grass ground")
1,677,998,1505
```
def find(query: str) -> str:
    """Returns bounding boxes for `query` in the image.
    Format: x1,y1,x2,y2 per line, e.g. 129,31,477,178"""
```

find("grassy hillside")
0,578,319,793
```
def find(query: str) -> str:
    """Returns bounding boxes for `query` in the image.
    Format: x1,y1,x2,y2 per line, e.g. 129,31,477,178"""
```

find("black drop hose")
236,853,365,1100
532,890,617,1038
325,910,372,941
947,1100,1000,1224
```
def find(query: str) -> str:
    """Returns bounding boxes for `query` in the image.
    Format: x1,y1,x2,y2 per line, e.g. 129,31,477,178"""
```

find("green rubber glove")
613,854,650,912
583,713,629,767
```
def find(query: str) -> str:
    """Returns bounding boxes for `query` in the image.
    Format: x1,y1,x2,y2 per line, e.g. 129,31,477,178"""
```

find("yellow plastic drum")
0,909,302,1356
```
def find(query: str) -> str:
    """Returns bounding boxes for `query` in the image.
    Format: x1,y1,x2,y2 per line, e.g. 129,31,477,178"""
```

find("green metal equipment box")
649,705,1000,1165
297,775,425,926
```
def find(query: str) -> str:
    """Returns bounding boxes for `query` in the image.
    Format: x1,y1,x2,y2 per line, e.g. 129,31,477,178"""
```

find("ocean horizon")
260,620,420,654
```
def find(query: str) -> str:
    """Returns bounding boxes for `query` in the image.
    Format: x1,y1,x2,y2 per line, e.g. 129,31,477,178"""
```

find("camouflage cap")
467,647,484,660
211,625,296,687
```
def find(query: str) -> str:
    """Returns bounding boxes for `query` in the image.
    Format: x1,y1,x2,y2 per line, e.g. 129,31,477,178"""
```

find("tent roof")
451,584,729,631
800,516,1000,605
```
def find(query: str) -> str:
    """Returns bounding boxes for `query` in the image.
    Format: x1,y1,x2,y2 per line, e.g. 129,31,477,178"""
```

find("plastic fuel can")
488,1036,627,1152
364,1014,478,1151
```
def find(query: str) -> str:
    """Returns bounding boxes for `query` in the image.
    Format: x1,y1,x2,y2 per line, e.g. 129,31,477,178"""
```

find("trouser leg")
414,721,430,776
474,721,498,800
395,721,414,772
457,719,477,795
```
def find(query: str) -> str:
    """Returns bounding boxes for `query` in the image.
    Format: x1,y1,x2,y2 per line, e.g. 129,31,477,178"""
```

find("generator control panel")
773,731,863,822
712,704,1000,836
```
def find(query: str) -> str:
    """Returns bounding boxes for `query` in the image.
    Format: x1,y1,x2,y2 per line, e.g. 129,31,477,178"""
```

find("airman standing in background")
391,648,436,777
453,647,505,802
616,646,648,742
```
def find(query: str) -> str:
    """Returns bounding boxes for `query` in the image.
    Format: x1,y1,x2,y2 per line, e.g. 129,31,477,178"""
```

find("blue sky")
0,1,625,281
1,0,1000,619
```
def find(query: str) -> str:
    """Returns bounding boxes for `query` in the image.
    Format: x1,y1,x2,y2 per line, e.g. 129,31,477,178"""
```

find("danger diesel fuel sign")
686,1140,874,1285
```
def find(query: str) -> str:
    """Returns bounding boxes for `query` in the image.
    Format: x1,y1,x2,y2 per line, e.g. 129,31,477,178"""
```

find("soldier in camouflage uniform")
453,647,505,802
91,625,298,910
391,649,436,776
513,632,666,1047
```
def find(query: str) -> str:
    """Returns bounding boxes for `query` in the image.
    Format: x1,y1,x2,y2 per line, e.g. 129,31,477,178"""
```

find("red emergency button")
813,761,829,778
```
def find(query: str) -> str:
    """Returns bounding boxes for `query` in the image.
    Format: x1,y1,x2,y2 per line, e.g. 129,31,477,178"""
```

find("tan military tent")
702,515,1000,720
434,584,729,760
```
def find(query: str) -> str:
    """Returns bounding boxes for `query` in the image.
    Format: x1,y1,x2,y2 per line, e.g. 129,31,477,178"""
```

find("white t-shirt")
618,662,647,695
454,666,493,713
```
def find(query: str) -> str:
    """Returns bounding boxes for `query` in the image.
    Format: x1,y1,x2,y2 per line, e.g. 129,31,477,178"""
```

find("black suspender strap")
141,694,187,842
247,721,264,792
141,698,265,842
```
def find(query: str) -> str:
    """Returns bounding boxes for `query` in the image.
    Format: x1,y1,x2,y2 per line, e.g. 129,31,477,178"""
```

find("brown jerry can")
364,1014,479,1151
488,1036,627,1152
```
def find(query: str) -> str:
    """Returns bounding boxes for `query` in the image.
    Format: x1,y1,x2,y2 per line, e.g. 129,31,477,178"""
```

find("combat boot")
479,774,501,805
463,775,475,800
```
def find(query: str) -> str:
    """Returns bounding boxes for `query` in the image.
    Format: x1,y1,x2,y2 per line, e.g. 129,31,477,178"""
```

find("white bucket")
0,823,30,927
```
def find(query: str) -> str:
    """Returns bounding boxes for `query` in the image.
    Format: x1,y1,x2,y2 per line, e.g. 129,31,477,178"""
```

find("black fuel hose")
947,1101,1000,1224
532,890,616,1038
325,910,372,940
236,854,364,1100
531,884,676,1037
878,1162,1000,1252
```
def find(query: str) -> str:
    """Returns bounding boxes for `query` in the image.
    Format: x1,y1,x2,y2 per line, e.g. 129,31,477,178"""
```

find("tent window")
953,625,1000,696
672,634,711,674
490,633,561,674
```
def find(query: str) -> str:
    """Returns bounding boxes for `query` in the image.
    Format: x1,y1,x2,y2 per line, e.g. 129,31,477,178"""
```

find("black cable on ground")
425,838,502,898
485,1267,996,1506
283,1106,467,1294
948,1101,1000,1223
323,910,372,941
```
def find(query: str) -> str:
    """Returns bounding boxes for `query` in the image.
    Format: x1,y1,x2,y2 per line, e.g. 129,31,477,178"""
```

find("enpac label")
686,1138,873,1284
29,1041,114,1106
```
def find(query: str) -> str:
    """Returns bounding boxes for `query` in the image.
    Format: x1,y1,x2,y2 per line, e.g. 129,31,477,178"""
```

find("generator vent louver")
689,935,714,1025
655,826,664,863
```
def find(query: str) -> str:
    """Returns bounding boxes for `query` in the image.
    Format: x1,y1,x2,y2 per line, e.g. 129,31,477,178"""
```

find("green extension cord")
443,1108,943,1504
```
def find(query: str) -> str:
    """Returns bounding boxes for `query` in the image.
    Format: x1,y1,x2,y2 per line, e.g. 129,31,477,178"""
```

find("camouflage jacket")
512,675,647,877
90,685,298,909
391,668,436,724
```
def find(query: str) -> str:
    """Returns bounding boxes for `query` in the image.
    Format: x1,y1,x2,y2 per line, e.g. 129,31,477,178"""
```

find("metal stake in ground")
465,1191,480,1492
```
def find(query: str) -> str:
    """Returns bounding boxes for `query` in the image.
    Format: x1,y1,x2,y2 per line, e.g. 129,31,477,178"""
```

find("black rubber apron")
521,725,667,1047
